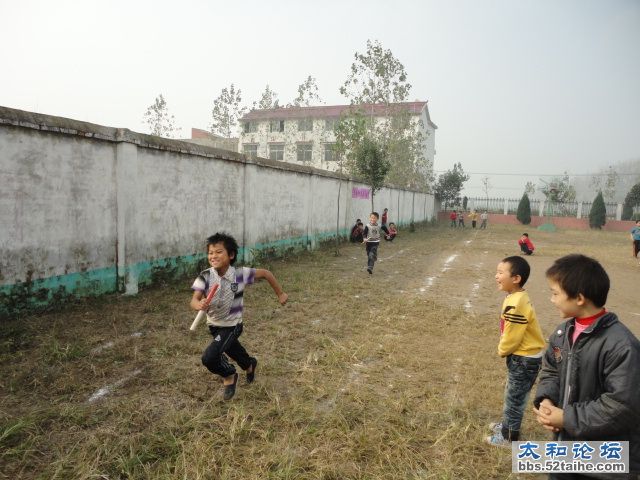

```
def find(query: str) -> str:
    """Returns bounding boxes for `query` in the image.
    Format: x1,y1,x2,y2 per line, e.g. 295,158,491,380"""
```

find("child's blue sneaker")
488,422,503,435
485,431,510,448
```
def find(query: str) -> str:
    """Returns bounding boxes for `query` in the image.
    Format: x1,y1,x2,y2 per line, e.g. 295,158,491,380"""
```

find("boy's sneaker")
485,431,510,448
223,373,238,401
488,422,503,436
246,358,257,384
367,267,373,274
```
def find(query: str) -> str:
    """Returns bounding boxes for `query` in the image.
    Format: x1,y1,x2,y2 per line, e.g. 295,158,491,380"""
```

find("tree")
334,111,368,173
589,191,607,229
539,173,576,203
292,76,322,107
353,136,390,210
210,84,246,138
524,181,536,197
434,163,470,210
338,40,432,190
481,176,491,202
142,94,180,138
517,193,532,225
253,85,279,110
340,39,411,105
622,183,640,220
603,166,619,202
383,111,432,189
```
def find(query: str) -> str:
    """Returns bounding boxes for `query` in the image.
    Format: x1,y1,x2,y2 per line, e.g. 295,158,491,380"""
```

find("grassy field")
1,223,638,479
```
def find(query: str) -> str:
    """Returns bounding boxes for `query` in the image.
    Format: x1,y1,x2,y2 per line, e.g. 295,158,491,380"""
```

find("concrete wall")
0,106,436,318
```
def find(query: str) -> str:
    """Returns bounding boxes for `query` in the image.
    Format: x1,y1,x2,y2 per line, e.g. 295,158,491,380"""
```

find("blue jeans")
502,354,541,440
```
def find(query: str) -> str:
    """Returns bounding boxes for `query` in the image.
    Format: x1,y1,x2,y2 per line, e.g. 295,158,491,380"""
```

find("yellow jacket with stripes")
498,290,545,357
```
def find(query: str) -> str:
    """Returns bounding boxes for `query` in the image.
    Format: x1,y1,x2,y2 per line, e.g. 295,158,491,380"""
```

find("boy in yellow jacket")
486,256,545,447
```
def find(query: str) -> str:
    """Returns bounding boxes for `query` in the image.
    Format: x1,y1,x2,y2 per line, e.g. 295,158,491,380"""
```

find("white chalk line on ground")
378,249,405,263
90,332,143,354
87,369,143,403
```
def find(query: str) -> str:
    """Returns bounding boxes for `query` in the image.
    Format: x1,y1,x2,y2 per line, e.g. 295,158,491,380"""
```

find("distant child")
363,212,382,274
381,208,390,235
631,220,640,265
384,222,397,241
486,256,545,447
190,233,288,401
457,210,465,228
533,254,640,477
518,233,535,255
480,211,488,229
469,210,478,229
350,219,363,243
450,210,458,228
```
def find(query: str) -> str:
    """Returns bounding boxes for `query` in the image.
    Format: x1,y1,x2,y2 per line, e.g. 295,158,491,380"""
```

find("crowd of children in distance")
449,209,489,229
189,216,640,478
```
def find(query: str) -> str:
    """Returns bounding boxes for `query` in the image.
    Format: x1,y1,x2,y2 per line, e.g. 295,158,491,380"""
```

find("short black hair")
371,211,380,219
546,254,609,307
206,232,239,265
502,255,530,287
522,233,529,237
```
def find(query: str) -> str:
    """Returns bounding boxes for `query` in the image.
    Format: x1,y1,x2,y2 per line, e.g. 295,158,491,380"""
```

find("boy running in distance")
363,212,382,274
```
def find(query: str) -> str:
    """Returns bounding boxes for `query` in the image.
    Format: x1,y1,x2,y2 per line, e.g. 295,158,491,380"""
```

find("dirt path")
1,224,637,479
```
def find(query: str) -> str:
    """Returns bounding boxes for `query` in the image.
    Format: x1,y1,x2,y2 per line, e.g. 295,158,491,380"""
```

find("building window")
243,144,258,158
243,121,258,133
297,143,313,162
324,118,338,131
269,120,285,133
298,118,313,132
323,143,336,162
269,143,284,161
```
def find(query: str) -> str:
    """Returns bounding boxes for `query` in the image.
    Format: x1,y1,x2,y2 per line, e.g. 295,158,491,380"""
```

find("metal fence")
460,198,621,219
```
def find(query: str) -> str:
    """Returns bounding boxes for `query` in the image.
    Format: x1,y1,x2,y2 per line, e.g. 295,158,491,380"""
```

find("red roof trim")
240,101,428,121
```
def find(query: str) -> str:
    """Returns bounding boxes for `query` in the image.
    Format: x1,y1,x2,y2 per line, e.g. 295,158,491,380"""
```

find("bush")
589,191,606,229
622,183,640,221
516,193,531,225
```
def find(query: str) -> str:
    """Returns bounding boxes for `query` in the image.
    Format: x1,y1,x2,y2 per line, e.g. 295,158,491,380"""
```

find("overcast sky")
1,0,639,198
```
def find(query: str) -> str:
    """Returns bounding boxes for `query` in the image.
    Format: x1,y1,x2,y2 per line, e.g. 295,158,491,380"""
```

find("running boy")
190,233,288,400
363,212,382,274
486,256,545,447
533,254,640,478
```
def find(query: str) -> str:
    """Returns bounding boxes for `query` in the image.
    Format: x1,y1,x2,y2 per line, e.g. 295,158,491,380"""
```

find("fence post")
504,198,508,215
539,200,545,217
576,202,582,219
616,203,622,221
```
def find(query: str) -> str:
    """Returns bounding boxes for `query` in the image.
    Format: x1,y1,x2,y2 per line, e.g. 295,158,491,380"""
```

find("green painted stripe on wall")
0,230,351,318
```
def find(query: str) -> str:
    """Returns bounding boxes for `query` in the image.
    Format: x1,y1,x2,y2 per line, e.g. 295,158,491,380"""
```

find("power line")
433,171,638,177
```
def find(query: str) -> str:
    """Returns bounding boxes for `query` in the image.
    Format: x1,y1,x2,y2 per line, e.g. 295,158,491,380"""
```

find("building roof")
240,101,437,129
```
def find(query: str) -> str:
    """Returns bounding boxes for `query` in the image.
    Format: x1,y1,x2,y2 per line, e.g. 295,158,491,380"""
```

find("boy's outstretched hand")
278,292,288,305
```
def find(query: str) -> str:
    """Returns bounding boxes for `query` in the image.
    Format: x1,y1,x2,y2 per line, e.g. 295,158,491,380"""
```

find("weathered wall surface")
0,106,436,317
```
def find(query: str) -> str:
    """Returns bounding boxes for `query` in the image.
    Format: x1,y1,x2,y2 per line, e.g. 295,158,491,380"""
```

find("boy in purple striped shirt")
190,232,288,400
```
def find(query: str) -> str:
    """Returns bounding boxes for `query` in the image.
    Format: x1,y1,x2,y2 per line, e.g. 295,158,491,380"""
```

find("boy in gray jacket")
533,254,640,479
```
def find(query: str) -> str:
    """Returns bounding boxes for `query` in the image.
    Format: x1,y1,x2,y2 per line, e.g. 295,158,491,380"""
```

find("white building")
238,101,437,173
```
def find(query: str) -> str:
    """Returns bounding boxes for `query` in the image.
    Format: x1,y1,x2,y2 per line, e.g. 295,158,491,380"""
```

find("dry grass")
1,223,638,479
